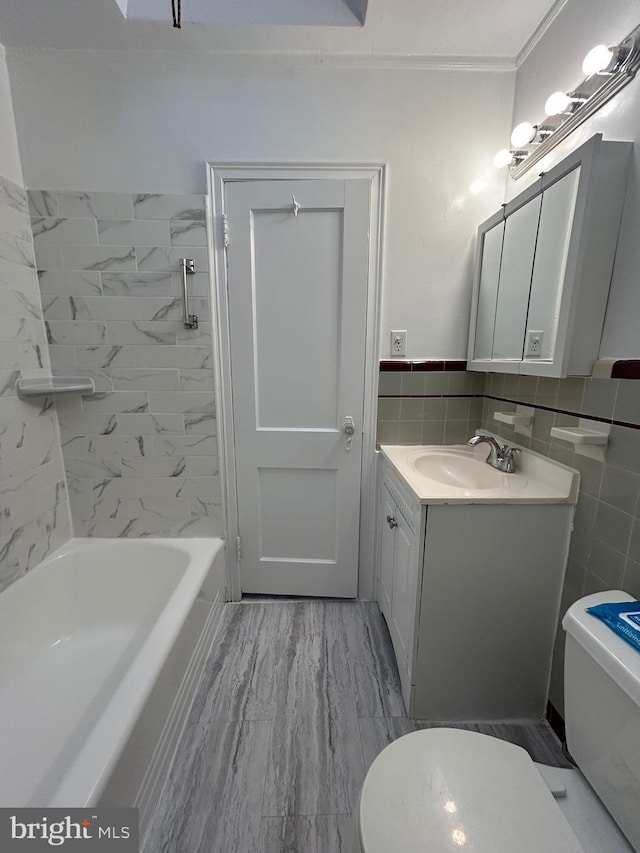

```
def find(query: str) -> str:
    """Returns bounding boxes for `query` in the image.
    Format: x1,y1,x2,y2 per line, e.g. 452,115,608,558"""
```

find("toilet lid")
359,728,585,853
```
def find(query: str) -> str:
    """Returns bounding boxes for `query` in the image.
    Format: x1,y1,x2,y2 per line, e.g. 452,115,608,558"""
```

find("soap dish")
550,419,610,446
550,427,608,445
494,411,534,427
16,376,96,398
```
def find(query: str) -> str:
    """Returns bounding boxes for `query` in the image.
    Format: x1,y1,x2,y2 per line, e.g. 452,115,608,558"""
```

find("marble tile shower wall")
0,175,70,593
28,190,222,538
480,372,640,713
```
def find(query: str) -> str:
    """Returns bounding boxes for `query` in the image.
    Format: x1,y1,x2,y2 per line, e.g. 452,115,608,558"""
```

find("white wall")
0,49,23,185
508,0,640,358
6,49,514,358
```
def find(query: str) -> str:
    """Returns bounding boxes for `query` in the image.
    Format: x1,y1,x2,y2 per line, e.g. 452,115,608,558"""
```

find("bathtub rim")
6,536,225,808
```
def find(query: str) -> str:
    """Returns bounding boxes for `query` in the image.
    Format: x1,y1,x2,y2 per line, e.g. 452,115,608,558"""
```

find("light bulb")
510,122,536,148
582,44,614,75
493,149,514,169
544,91,571,116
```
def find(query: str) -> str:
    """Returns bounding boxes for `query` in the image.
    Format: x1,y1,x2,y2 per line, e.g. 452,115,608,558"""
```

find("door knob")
386,515,398,529
342,416,356,451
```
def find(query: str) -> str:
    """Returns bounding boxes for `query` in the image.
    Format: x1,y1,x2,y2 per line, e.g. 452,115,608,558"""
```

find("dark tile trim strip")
485,394,640,431
611,360,640,379
380,359,640,376
380,393,484,399
379,359,467,372
379,360,410,372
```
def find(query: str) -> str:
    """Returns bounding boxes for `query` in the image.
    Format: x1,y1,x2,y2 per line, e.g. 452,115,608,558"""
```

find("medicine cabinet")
467,134,631,377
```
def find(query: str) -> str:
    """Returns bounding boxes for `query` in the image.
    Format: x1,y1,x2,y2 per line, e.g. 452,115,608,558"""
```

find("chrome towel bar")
180,257,199,329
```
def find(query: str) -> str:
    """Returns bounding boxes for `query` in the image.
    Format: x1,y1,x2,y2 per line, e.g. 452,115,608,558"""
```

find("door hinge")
222,213,229,249
236,535,242,563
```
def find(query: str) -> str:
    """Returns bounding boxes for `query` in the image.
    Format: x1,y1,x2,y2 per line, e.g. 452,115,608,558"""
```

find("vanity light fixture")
494,22,640,178
510,122,537,147
510,122,554,147
581,38,639,77
582,44,615,76
543,91,587,117
493,149,527,169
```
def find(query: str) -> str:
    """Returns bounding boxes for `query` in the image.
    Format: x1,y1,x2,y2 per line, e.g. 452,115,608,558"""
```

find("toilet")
358,590,640,852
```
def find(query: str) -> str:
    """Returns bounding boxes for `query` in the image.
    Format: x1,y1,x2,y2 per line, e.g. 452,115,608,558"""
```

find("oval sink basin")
380,443,577,504
408,450,505,489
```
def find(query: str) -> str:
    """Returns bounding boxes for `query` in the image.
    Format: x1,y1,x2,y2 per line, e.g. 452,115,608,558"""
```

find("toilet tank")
563,591,640,851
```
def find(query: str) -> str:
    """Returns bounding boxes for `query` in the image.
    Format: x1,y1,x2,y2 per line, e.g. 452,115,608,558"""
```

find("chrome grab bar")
180,258,199,329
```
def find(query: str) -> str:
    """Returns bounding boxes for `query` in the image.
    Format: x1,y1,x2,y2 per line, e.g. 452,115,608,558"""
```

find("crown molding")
3,44,515,73
516,0,569,68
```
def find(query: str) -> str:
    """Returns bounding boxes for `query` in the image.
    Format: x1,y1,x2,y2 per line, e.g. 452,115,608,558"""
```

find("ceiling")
116,0,369,28
0,0,565,62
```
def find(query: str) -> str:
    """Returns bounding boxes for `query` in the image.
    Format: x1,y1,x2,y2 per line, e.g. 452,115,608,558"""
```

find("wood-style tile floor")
142,600,569,853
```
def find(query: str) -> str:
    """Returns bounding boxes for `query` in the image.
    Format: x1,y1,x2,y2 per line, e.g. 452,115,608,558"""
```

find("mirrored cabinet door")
524,167,581,363
492,195,542,361
473,220,504,360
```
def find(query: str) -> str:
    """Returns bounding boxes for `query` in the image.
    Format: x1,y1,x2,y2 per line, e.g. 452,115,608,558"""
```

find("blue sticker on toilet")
587,601,640,653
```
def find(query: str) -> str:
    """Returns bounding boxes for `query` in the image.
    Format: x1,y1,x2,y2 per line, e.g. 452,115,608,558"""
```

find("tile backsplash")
29,190,222,539
0,175,70,592
377,366,485,446
480,372,640,714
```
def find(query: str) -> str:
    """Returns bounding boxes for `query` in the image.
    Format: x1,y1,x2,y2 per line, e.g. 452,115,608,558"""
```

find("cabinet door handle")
386,514,398,529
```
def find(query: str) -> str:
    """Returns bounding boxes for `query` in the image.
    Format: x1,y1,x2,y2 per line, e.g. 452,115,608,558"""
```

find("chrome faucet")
467,434,521,473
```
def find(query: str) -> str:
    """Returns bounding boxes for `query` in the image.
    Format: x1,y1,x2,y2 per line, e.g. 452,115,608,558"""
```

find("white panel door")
225,178,371,597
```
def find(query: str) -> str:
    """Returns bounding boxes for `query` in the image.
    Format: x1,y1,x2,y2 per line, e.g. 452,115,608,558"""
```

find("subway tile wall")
0,175,70,592
377,369,485,446
480,373,640,715
29,190,222,539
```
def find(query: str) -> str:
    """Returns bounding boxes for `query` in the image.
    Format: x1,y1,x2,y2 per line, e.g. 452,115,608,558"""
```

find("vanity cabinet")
467,134,631,377
378,468,423,696
377,456,574,720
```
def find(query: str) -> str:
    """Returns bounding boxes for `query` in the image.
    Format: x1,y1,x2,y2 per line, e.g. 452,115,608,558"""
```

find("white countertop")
380,440,579,505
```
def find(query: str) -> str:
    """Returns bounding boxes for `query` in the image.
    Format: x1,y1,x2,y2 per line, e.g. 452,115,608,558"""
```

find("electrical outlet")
526,330,544,357
391,330,407,357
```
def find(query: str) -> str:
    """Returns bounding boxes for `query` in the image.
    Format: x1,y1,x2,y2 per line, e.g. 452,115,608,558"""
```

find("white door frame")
207,162,385,601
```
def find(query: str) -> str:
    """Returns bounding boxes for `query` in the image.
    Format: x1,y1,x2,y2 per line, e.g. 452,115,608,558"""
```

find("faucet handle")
500,445,521,473
501,444,521,456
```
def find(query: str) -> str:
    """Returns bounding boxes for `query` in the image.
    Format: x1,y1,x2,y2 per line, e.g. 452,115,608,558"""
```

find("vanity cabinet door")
378,487,396,624
389,509,417,676
377,470,420,698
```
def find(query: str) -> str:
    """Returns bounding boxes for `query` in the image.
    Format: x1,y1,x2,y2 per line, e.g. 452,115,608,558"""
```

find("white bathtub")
0,537,225,817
